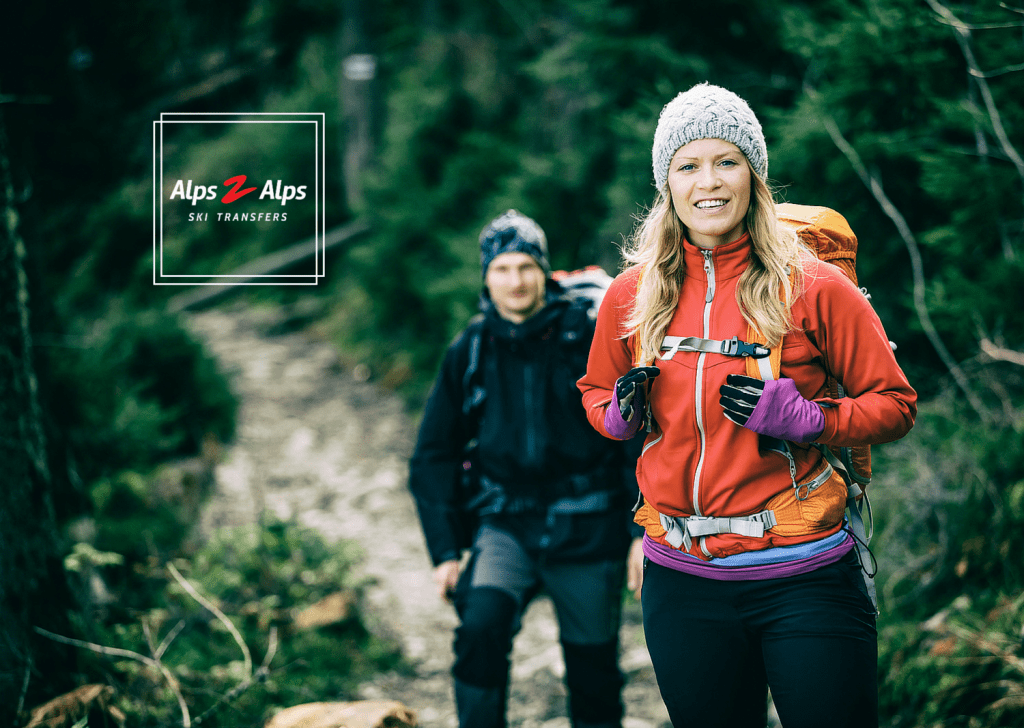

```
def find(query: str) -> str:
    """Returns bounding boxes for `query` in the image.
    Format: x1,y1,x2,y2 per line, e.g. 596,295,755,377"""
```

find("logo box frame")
153,112,326,286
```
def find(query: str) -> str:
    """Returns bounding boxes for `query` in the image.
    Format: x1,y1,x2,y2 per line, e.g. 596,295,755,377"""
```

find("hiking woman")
578,83,917,727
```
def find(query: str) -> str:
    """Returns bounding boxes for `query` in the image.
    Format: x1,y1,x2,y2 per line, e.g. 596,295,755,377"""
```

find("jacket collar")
482,294,569,341
682,232,752,282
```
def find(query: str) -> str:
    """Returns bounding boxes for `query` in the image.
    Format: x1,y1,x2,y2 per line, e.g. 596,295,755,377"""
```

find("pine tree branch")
979,338,1024,367
971,61,1024,79
933,18,1024,30
15,656,31,720
34,627,157,667
803,85,991,422
167,563,252,676
192,627,278,726
155,620,187,661
926,0,1024,184
35,625,192,728
143,621,191,727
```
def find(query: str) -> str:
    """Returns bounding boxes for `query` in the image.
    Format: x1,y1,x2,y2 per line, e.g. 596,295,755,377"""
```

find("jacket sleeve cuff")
815,398,842,443
433,550,460,567
603,387,642,440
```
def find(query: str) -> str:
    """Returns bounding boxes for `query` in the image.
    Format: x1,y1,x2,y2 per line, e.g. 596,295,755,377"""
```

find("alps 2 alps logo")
153,110,325,288
171,175,307,222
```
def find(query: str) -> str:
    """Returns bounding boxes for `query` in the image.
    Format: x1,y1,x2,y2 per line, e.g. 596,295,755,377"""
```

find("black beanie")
479,209,550,277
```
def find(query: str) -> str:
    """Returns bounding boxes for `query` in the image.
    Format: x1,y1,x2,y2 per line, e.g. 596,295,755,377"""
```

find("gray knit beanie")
652,82,767,190
479,209,550,277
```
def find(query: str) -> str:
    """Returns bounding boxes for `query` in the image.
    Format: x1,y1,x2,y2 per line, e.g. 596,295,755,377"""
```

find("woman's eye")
678,163,695,172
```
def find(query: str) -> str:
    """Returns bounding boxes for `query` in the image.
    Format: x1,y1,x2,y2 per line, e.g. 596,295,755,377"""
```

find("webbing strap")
795,461,834,501
660,335,770,362
846,495,878,614
818,446,878,614
475,476,614,517
818,446,856,496
462,322,486,415
548,491,612,514
658,510,778,552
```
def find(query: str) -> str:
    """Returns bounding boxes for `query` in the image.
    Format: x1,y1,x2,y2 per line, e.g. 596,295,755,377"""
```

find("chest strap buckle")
660,335,770,361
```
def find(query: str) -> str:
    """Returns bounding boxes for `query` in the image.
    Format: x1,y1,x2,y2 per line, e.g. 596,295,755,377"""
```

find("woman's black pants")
642,549,878,728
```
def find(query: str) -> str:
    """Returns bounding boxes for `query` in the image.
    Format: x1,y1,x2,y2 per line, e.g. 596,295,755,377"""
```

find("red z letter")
222,175,257,204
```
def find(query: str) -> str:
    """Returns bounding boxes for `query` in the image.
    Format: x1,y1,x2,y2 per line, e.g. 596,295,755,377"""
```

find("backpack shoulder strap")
559,296,597,346
461,314,487,416
743,265,795,382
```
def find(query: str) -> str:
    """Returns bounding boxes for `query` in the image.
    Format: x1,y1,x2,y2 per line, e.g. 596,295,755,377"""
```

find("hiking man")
409,209,643,728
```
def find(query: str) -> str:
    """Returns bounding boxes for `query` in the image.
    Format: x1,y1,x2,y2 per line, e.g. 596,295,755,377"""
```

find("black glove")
615,366,661,420
718,374,764,426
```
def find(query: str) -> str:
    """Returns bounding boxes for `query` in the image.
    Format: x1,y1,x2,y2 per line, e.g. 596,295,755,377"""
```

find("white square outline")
156,120,321,280
153,112,326,285
155,115,321,281
156,113,323,280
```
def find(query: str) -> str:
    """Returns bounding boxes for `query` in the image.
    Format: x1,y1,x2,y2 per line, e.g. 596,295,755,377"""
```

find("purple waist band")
642,533,854,581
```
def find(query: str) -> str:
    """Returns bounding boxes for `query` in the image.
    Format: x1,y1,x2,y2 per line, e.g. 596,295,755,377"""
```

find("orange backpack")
745,203,874,494
752,203,880,610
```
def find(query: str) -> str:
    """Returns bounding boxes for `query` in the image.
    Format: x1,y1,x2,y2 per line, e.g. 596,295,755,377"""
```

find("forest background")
2,0,1023,725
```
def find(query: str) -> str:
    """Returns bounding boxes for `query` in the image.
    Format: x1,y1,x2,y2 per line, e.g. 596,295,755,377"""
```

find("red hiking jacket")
578,234,917,558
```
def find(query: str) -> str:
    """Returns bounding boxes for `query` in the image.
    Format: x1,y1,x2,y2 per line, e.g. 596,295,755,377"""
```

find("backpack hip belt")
658,510,778,552
634,458,845,557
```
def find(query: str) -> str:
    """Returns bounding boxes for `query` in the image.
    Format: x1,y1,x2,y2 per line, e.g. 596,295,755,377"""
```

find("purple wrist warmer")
604,387,642,440
744,378,825,443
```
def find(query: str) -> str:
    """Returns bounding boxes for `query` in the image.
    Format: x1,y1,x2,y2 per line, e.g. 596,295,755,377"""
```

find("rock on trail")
188,304,671,728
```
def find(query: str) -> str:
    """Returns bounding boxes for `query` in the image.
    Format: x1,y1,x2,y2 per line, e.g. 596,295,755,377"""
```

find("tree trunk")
0,102,69,722
339,0,378,213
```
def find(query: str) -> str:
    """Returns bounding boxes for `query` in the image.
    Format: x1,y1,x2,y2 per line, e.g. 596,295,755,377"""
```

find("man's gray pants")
452,524,626,728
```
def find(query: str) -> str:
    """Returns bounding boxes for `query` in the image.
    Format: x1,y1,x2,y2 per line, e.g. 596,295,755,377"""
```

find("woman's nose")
697,165,721,189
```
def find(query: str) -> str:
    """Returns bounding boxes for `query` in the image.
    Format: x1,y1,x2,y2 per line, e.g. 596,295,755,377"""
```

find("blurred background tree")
2,0,1023,724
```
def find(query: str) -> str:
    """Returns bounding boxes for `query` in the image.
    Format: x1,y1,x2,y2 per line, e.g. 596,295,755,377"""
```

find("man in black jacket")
409,210,642,728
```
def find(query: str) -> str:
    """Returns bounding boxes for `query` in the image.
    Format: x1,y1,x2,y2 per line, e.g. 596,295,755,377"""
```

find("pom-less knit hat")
652,82,767,190
479,209,550,277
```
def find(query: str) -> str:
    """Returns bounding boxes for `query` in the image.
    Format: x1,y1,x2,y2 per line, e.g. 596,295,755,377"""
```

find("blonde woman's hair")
623,163,802,365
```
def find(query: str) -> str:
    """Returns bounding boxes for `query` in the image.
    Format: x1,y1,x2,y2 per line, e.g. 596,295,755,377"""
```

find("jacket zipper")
692,249,715,517
642,432,663,456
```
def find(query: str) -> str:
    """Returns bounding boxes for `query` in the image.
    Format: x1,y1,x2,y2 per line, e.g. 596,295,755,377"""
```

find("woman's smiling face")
667,138,752,249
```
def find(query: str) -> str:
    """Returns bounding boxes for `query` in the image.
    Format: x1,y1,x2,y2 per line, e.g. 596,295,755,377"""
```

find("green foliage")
84,466,212,592
769,7,1024,717
870,377,1024,724
772,0,1024,394
878,593,1024,727
42,307,237,484
70,518,401,726
872,390,1024,613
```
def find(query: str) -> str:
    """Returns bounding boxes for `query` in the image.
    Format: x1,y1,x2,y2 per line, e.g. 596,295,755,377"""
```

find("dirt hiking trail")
188,305,672,728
